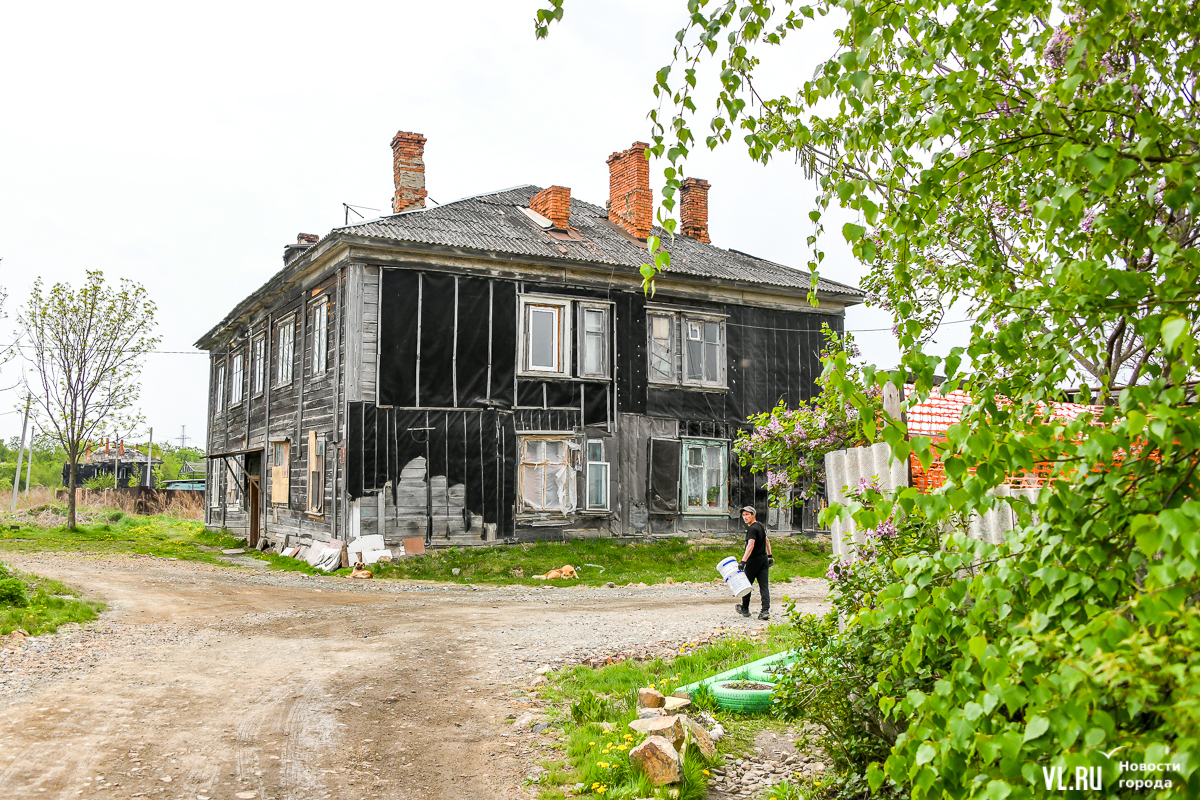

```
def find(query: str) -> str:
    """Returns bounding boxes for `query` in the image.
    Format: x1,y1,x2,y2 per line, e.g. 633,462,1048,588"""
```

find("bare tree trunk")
68,458,78,531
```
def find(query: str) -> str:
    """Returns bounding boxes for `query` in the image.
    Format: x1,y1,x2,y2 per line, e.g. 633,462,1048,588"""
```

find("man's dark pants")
740,559,770,613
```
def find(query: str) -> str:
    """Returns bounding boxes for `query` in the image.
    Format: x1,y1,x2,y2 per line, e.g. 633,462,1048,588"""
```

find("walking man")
736,505,773,620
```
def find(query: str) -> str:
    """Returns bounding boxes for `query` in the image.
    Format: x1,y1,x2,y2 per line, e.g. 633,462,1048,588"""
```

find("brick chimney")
530,185,572,230
607,142,652,240
297,233,320,245
390,131,428,214
680,178,711,243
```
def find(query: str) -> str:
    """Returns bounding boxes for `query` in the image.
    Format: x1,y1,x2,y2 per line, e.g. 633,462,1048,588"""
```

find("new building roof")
336,185,863,298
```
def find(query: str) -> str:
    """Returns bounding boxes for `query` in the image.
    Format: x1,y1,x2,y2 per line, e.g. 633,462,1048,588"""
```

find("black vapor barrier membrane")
346,402,517,535
646,305,841,424
378,270,517,409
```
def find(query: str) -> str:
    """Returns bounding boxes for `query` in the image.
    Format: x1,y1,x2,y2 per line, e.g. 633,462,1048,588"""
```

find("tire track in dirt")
281,677,339,800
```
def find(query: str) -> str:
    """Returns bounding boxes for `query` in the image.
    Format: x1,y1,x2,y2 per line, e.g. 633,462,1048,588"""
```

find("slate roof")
336,185,862,299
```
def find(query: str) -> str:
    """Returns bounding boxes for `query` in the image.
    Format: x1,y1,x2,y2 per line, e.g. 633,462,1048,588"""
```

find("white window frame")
647,311,677,384
577,301,612,379
230,351,244,406
585,439,610,511
681,438,728,515
252,335,265,395
518,295,572,378
311,298,328,375
681,314,727,388
276,314,296,386
518,435,574,513
215,365,225,413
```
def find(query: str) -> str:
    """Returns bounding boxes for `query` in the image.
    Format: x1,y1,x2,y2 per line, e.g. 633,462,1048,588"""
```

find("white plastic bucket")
717,556,752,599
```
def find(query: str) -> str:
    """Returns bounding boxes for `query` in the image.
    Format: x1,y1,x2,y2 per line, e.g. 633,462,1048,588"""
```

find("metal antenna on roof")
343,203,381,225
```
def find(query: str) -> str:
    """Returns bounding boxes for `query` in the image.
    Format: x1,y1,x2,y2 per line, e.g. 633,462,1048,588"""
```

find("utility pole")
146,427,153,488
24,425,34,497
11,395,30,513
178,425,190,450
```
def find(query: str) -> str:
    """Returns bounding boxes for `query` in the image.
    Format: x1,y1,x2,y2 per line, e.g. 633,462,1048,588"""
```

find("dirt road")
0,553,830,800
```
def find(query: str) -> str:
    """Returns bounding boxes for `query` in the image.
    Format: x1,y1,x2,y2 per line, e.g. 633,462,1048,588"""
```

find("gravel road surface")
0,553,829,800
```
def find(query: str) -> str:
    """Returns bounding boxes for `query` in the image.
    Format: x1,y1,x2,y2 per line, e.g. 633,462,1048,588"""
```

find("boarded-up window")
307,430,324,514
648,438,681,514
519,437,573,512
270,440,289,505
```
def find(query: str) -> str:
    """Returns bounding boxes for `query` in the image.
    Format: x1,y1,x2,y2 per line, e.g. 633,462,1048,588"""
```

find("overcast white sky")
0,0,968,447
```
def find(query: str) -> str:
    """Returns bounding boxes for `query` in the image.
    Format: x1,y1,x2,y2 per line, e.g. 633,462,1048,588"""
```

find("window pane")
685,339,702,381
704,343,720,383
525,440,544,463
704,321,720,344
584,331,603,374
587,441,604,462
688,446,703,467
545,440,565,463
686,463,704,508
650,314,673,380
584,309,604,333
588,462,608,509
529,307,557,369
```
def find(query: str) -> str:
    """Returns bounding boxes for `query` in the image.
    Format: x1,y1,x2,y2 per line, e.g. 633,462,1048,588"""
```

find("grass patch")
536,626,798,798
0,514,831,589
0,558,105,635
369,536,829,587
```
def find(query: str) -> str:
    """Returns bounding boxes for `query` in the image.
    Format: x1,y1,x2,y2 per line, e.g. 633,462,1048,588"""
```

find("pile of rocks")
624,688,720,786
708,736,830,798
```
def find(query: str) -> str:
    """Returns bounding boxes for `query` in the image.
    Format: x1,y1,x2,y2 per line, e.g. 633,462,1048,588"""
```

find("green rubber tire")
709,680,776,714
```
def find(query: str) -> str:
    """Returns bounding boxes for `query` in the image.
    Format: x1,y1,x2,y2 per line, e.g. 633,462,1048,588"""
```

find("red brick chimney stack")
391,131,428,214
297,233,320,245
679,178,711,243
607,142,653,240
530,185,572,230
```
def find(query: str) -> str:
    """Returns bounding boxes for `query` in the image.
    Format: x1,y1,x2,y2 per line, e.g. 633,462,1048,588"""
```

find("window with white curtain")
682,438,727,514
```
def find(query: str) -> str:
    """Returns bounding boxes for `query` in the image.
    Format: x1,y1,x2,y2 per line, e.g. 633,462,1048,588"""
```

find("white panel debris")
824,442,908,557
825,442,1042,563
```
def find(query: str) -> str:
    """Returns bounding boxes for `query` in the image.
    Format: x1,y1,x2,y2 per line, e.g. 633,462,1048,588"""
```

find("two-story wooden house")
197,131,862,552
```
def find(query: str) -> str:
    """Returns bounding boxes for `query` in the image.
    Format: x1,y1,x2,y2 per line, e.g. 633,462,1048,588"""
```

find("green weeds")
369,537,829,587
0,558,104,635
535,626,799,798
